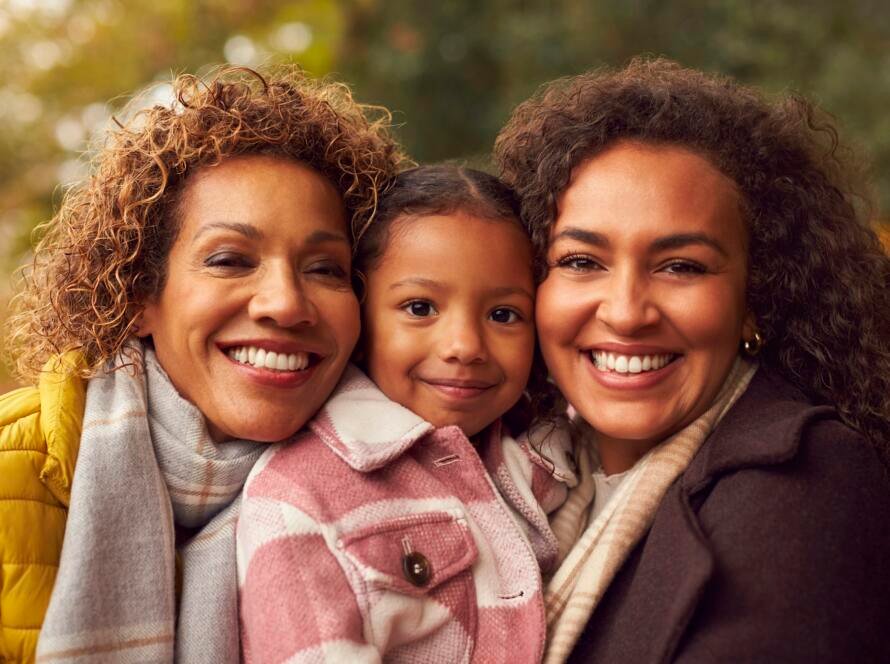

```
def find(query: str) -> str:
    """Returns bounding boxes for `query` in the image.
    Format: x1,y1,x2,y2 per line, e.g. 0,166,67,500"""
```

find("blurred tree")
340,0,890,205
1,0,888,388
0,0,341,268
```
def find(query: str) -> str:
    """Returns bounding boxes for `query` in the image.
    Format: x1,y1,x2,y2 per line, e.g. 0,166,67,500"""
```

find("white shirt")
588,468,629,525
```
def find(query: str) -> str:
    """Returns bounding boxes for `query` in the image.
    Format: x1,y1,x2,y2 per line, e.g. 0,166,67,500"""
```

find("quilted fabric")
0,354,85,664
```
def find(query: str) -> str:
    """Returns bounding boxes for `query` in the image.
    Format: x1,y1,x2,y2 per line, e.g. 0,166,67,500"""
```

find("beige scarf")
544,358,756,663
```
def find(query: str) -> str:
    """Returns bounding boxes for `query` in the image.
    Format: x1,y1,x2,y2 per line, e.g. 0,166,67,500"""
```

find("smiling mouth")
421,378,495,398
225,345,320,372
589,350,679,375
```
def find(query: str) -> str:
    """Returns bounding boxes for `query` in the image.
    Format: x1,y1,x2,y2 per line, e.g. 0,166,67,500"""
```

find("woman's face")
536,141,753,473
139,154,360,442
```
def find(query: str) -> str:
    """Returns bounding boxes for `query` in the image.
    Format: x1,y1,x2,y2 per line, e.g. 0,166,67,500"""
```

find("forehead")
555,142,745,247
376,212,534,286
178,154,346,237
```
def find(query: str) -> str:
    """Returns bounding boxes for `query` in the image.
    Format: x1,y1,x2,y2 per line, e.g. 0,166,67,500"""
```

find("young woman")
496,58,890,663
0,66,402,663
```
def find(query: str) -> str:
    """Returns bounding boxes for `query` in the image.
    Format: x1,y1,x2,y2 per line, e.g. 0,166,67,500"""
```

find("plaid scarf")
544,358,756,663
37,345,265,663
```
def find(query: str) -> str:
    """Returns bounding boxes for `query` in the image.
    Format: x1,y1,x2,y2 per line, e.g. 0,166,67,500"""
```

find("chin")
222,414,308,443
587,414,671,444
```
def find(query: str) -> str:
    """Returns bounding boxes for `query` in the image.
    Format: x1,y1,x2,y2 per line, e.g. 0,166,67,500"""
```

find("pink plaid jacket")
237,366,576,663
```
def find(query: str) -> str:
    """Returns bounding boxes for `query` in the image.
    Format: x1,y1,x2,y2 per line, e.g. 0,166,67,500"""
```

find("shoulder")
680,371,890,659
0,385,47,506
0,356,84,662
696,415,888,549
694,365,888,547
0,353,86,517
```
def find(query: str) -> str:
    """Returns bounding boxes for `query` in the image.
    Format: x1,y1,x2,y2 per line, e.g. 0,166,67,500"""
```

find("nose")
248,264,318,328
437,312,487,365
596,268,659,335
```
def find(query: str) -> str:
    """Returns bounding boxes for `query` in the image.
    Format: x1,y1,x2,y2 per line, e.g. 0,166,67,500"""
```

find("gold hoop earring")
742,331,763,356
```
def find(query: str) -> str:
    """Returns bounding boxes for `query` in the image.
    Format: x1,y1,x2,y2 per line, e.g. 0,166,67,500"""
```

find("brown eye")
662,260,707,275
204,252,253,268
555,254,603,272
307,261,348,280
490,307,520,324
403,300,436,317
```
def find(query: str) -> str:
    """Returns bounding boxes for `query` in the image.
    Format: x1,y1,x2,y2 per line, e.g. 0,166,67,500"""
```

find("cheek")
536,278,592,349
362,312,412,389
671,286,746,352
317,290,361,353
513,331,537,381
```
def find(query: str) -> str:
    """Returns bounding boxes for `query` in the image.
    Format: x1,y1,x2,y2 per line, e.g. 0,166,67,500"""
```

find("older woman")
0,67,402,663
496,59,890,663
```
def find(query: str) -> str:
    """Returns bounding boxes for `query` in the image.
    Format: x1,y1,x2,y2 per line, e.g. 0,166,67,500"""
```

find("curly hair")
4,65,406,384
495,57,890,458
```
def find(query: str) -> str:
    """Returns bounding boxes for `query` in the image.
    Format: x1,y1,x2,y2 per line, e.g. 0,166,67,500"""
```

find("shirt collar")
308,364,435,472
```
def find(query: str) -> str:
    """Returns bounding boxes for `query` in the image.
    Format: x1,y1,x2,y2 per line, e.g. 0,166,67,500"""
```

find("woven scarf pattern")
543,358,757,663
37,346,265,663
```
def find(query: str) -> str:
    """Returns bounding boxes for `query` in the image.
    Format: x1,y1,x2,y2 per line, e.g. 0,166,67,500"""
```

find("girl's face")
536,141,752,473
363,211,536,437
139,154,360,442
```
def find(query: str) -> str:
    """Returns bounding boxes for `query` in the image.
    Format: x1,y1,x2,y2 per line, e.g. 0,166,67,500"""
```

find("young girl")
236,166,575,663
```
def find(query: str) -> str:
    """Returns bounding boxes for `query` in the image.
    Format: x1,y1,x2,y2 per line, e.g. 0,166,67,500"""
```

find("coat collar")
308,364,436,472
681,366,836,494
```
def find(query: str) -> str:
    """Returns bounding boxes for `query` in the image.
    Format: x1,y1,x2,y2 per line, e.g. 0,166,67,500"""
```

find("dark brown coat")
569,367,890,663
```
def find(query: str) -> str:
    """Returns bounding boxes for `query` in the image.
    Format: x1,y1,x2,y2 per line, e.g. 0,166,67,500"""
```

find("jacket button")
402,551,432,586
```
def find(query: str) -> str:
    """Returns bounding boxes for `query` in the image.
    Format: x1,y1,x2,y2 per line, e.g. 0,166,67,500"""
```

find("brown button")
402,551,432,586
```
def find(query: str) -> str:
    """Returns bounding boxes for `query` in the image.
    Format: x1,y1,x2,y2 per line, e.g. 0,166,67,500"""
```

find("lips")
420,376,496,399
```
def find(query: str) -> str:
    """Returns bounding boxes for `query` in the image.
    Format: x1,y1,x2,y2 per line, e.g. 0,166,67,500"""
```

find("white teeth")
225,345,311,372
590,351,676,375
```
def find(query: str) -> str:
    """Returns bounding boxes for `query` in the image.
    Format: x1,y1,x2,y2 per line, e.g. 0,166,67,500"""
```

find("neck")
595,434,659,475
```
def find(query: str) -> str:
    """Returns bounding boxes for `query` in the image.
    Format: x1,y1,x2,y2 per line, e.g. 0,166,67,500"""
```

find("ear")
133,302,158,338
741,309,757,340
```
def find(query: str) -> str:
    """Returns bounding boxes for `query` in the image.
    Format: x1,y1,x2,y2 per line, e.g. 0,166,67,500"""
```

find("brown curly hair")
4,65,406,384
495,57,890,458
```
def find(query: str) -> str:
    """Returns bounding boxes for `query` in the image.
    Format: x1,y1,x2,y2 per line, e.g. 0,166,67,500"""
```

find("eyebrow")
305,229,350,245
552,227,609,247
487,285,535,301
552,226,728,257
650,233,728,257
193,221,262,242
389,278,533,300
389,277,445,291
192,223,349,245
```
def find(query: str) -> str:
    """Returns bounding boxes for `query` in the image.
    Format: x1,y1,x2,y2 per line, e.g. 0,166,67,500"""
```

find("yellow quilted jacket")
0,355,85,664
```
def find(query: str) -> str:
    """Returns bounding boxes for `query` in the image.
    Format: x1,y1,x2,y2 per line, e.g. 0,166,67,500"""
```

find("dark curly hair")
5,65,406,383
495,57,890,458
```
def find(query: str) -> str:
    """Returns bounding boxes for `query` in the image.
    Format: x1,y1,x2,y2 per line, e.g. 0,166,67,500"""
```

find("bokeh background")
2,0,889,389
